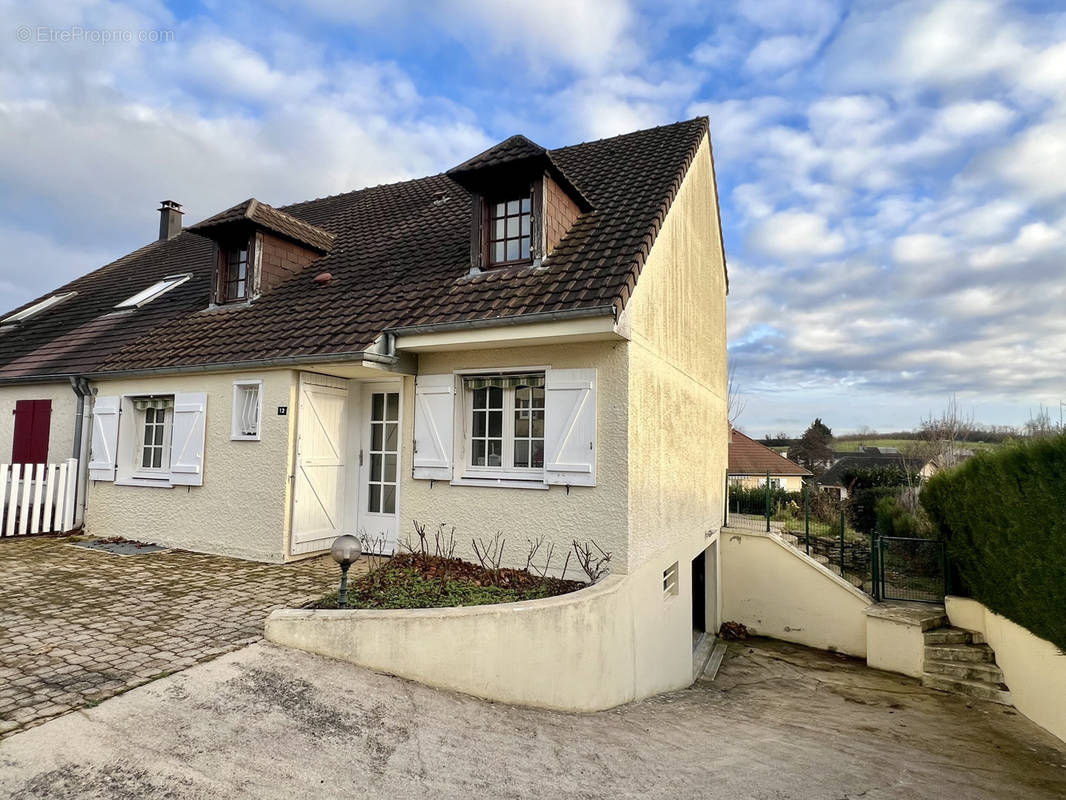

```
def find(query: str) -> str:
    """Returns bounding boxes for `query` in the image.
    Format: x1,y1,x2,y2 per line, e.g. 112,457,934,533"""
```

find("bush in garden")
921,435,1066,652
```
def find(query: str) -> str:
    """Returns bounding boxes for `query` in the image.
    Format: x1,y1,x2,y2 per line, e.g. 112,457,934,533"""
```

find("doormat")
72,540,169,556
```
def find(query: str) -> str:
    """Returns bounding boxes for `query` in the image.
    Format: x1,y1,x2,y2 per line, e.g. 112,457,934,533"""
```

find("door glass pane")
366,390,399,516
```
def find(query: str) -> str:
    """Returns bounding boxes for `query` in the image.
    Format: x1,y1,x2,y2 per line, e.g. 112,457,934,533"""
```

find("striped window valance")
131,396,174,411
463,373,545,390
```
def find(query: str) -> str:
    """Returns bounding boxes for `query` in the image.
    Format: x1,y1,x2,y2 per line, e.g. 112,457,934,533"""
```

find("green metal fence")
874,536,948,603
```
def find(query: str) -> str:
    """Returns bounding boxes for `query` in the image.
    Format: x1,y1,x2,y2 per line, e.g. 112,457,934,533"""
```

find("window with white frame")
464,373,545,476
231,380,262,440
132,396,173,476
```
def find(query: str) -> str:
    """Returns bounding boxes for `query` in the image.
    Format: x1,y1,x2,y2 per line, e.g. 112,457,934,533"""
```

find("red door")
12,399,51,464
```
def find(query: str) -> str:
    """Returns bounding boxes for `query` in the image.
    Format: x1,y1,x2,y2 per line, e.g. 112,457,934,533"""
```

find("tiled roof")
188,198,335,253
0,117,713,379
819,452,925,487
728,430,812,477
447,135,547,175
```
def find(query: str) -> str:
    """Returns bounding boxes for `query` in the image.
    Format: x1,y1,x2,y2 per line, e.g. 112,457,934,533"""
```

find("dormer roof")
447,135,593,212
188,198,335,253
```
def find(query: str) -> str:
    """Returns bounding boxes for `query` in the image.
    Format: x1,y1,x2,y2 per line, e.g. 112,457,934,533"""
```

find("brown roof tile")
729,430,812,477
0,118,713,378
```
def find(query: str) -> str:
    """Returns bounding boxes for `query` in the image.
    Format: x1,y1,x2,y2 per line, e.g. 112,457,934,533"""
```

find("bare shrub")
572,539,612,583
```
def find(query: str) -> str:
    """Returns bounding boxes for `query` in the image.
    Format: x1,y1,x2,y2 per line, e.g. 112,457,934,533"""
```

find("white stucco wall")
946,596,1066,744
267,541,709,711
0,382,78,464
623,136,728,575
86,369,296,562
721,530,870,656
399,341,631,573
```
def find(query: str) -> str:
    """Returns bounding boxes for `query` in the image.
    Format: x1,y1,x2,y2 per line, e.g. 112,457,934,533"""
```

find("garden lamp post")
330,535,361,609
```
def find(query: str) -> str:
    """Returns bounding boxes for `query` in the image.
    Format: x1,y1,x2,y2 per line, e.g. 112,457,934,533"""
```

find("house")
818,450,926,499
728,429,812,491
0,118,728,699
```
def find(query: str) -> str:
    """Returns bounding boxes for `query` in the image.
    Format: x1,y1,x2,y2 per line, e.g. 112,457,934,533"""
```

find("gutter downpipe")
69,376,93,529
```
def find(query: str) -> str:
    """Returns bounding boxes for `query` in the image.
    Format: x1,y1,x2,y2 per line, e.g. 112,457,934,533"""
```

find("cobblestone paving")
0,536,346,739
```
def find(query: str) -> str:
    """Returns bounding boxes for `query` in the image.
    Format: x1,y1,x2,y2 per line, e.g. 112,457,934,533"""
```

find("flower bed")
308,552,586,610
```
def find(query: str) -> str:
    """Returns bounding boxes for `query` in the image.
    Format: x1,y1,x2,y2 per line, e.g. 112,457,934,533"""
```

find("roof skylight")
1,291,78,325
115,274,192,309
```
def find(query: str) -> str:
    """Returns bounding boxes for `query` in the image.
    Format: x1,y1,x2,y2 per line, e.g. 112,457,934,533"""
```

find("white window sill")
115,476,174,489
230,435,261,442
451,475,549,490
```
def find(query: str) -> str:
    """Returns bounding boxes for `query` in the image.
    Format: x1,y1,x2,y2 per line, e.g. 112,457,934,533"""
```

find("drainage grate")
71,540,169,556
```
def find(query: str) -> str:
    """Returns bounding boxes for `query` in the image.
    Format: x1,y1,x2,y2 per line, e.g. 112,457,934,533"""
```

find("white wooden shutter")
412,374,454,480
88,396,120,481
544,368,597,487
169,392,207,486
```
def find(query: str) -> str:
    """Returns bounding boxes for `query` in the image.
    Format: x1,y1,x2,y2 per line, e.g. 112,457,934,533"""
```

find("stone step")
924,658,1005,683
925,642,995,663
923,627,973,645
922,673,1013,705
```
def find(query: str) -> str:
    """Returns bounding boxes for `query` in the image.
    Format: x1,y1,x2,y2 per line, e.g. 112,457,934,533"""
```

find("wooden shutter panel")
12,399,51,464
88,396,120,481
544,368,597,487
169,392,207,486
412,374,454,480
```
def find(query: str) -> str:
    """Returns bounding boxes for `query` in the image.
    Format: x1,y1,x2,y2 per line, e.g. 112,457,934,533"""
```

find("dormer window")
487,195,532,266
222,242,250,303
215,237,253,305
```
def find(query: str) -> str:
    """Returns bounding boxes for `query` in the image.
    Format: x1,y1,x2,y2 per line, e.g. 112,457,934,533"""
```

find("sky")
1,0,1064,437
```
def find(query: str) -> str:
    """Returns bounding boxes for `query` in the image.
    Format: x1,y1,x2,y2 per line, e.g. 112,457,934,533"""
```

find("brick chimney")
158,200,183,241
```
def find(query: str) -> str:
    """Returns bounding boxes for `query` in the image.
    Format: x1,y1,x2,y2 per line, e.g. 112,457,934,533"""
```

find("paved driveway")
1,638,1063,799
0,536,339,738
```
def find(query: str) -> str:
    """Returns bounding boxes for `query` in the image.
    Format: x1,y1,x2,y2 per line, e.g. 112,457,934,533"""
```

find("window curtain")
462,374,545,390
131,396,174,411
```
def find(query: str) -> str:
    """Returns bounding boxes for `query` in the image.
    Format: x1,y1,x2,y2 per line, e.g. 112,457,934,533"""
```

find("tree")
787,418,834,475
727,363,745,428
906,394,975,473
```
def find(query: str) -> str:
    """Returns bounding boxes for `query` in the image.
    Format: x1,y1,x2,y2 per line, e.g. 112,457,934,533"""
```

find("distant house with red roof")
728,429,812,491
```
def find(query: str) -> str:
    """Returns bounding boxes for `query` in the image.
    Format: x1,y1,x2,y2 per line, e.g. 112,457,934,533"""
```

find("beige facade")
0,382,78,465
86,369,296,562
729,474,805,492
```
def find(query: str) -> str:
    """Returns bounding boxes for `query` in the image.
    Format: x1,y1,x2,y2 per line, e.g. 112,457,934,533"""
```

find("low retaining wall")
266,575,638,712
720,529,870,657
946,596,1066,744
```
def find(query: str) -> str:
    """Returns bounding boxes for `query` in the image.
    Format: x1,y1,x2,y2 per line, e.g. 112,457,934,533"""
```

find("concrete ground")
0,536,344,738
1,638,1063,799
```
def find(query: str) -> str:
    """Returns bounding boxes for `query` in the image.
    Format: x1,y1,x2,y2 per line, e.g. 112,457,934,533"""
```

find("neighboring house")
818,450,926,499
0,118,728,696
728,429,812,491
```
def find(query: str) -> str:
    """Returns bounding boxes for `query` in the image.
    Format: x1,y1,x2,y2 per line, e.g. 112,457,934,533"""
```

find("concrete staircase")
922,626,1012,705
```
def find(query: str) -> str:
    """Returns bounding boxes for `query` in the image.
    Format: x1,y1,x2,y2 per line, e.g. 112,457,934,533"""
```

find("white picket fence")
0,459,78,536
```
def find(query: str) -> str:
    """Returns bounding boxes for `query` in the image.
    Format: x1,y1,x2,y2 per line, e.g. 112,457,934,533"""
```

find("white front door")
291,373,348,555
357,383,401,553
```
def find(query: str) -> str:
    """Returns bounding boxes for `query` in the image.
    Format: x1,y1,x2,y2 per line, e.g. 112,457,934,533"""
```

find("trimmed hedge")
921,435,1066,652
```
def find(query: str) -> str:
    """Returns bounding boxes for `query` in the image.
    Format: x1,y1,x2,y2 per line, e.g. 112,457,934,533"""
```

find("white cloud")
935,100,1015,138
892,234,952,265
748,211,846,260
987,119,1066,201
745,35,820,74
